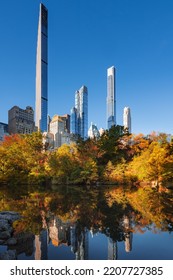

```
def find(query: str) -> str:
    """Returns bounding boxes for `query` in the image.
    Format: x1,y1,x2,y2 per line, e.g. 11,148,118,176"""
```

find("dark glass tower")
35,3,48,132
70,107,78,135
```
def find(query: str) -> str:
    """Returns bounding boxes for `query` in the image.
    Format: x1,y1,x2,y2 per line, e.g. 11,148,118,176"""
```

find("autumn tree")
0,132,47,184
129,141,168,184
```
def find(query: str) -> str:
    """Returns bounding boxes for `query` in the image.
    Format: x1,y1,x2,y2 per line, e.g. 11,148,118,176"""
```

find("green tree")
98,125,124,165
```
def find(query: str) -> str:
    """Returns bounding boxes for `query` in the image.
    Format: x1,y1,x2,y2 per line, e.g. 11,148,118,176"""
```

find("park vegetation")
0,126,173,187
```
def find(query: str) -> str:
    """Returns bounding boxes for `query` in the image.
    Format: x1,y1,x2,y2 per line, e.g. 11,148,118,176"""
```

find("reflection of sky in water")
88,232,108,260
46,230,173,260
46,230,172,260
1,227,173,260
47,232,109,260
118,231,173,260
48,242,76,260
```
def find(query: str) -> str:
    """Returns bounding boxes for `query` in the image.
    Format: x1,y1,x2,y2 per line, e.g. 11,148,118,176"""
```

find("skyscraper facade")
35,3,48,132
71,85,88,139
70,107,78,135
0,122,8,142
8,106,35,134
49,115,71,148
61,114,71,134
88,122,100,139
123,107,131,133
107,66,116,129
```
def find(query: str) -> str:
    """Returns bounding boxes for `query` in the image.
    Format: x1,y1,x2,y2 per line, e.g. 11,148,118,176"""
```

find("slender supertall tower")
107,66,116,129
35,3,48,132
70,107,78,135
123,107,131,133
77,86,88,139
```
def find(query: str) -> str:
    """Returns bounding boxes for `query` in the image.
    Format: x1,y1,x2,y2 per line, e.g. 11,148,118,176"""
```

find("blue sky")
0,0,173,135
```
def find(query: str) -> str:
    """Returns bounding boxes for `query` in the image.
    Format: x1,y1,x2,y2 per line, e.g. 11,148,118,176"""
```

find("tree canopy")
0,128,173,187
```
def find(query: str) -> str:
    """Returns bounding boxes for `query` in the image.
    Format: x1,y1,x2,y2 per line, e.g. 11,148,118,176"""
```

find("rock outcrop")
0,211,21,260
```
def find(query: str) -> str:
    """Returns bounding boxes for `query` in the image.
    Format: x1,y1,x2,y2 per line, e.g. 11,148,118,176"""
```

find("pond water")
0,184,173,260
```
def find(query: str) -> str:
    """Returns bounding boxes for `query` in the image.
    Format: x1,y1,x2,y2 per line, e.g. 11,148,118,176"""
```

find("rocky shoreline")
0,211,21,260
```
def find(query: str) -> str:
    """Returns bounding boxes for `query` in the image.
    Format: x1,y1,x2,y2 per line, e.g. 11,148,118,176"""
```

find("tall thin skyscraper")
70,107,78,135
107,66,116,129
35,3,48,132
71,85,88,139
123,107,131,133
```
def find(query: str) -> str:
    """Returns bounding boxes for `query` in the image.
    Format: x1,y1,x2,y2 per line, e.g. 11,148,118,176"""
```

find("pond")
0,184,173,260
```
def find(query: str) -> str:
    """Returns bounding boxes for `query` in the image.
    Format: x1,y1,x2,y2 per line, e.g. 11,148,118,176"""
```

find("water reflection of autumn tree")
0,185,173,238
99,187,133,242
127,187,173,232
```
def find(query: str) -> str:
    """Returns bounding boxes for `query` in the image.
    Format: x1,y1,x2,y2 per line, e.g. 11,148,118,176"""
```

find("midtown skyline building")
71,85,88,139
35,3,48,132
123,107,131,133
107,66,116,129
88,122,100,139
61,114,70,134
70,107,78,135
49,115,71,148
8,106,35,135
0,122,8,142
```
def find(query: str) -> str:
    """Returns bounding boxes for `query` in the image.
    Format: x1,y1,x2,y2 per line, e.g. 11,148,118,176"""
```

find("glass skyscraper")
35,3,48,132
70,107,78,135
107,66,116,129
70,86,88,139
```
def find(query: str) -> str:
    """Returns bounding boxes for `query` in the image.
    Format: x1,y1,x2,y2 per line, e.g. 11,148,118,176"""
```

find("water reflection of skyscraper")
75,228,89,260
123,215,133,253
34,214,133,260
34,229,48,260
34,215,89,260
49,218,58,246
124,232,133,253
49,217,70,246
108,238,118,260
48,217,89,260
34,235,41,260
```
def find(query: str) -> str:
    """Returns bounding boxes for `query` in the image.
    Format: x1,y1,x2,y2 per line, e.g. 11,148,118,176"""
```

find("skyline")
0,0,173,135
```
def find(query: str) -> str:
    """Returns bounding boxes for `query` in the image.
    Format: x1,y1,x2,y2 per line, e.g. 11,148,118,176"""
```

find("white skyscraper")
107,66,116,129
35,3,48,132
123,107,131,133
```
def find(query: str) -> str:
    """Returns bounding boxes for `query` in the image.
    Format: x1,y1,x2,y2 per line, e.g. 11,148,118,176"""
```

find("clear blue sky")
0,0,173,135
